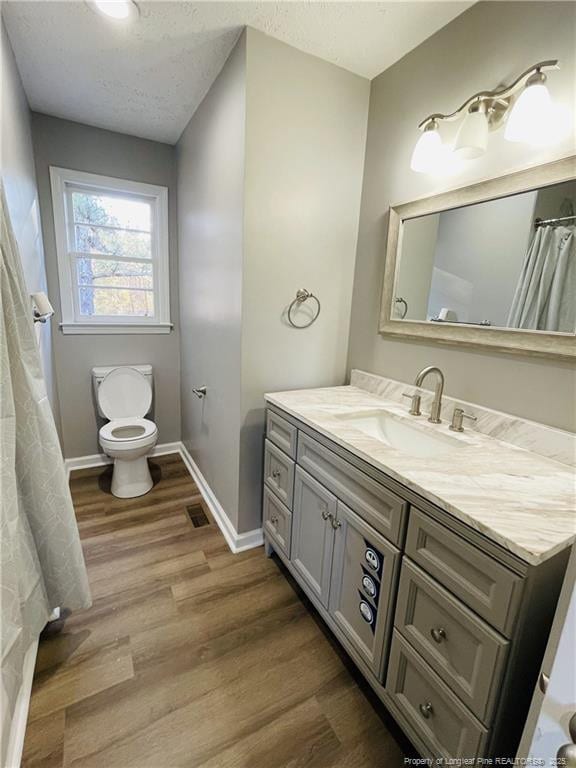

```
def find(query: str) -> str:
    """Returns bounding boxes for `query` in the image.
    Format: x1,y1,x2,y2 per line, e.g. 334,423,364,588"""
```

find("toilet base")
111,455,153,498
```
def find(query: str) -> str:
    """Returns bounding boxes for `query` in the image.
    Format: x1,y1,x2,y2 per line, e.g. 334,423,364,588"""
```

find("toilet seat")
97,367,152,420
99,417,157,444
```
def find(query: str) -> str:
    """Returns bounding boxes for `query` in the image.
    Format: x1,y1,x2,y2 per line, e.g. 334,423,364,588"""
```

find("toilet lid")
98,367,152,420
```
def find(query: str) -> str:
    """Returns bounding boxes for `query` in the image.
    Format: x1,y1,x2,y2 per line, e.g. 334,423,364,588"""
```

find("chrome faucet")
414,366,445,423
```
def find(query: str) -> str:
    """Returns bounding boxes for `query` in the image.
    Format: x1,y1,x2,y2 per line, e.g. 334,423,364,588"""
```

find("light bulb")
505,73,559,146
454,105,489,159
410,122,443,174
88,0,138,20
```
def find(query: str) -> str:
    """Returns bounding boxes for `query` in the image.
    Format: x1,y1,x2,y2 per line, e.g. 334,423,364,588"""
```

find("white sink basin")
336,410,461,459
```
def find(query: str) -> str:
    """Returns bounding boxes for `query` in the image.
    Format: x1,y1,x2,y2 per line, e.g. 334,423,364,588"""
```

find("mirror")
380,156,576,358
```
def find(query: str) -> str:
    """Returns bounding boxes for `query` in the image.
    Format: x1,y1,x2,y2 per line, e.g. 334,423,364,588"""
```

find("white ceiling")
3,1,472,144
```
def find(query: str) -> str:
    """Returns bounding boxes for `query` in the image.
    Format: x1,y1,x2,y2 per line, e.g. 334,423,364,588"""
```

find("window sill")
60,322,173,335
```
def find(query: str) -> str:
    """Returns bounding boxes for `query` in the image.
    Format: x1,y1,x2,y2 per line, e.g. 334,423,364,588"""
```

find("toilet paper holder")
31,292,55,324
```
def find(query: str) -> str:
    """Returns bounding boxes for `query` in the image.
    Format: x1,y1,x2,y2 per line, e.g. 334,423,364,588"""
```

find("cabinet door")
291,467,336,608
328,501,400,680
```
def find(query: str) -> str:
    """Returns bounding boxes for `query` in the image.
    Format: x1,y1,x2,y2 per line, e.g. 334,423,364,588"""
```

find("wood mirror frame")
379,155,576,359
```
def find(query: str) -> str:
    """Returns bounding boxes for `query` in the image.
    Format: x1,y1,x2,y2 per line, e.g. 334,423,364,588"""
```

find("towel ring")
394,296,408,319
287,289,321,329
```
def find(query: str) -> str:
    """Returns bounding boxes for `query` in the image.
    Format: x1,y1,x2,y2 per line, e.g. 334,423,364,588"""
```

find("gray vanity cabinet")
263,405,568,763
291,467,337,607
328,501,400,680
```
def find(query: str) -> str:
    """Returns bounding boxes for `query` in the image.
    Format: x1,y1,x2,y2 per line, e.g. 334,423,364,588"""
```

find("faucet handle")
449,407,477,432
402,391,422,416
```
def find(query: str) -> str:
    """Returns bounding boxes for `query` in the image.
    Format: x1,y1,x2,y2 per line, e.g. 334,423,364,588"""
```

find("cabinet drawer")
387,632,488,760
406,509,523,636
264,440,295,509
266,410,298,459
297,433,407,545
329,501,400,681
395,559,508,723
263,487,292,558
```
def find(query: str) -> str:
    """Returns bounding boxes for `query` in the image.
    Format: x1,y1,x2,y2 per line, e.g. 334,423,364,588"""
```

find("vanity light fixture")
411,60,563,173
504,69,563,146
87,0,139,21
454,101,489,159
410,120,443,173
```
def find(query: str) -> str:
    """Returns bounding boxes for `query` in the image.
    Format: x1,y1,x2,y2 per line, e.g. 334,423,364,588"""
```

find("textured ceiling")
3,1,472,144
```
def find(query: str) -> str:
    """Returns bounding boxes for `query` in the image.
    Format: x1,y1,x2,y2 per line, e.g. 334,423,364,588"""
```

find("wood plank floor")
22,453,411,768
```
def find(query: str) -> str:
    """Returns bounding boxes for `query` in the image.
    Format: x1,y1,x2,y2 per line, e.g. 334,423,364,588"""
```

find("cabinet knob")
331,517,342,529
272,469,280,480
270,515,278,525
321,509,330,521
430,627,446,643
557,743,576,767
557,713,576,767
419,702,434,719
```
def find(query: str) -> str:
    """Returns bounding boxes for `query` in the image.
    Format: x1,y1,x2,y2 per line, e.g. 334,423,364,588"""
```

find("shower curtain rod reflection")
534,214,576,228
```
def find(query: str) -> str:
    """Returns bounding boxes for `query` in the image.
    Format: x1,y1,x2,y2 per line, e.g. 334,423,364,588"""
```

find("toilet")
92,365,158,498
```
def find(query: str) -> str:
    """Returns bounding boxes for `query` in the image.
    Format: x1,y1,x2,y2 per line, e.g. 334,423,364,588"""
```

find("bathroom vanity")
262,371,575,761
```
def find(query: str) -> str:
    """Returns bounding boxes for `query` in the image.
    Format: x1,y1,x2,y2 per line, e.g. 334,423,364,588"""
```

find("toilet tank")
92,365,153,418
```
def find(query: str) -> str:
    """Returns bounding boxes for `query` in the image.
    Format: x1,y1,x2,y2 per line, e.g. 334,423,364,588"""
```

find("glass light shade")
504,83,555,145
89,0,137,20
454,109,489,159
410,126,443,173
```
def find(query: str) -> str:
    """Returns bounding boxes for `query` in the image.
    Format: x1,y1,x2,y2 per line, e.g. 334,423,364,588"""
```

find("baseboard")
63,441,263,554
5,639,39,768
178,442,263,554
64,442,182,478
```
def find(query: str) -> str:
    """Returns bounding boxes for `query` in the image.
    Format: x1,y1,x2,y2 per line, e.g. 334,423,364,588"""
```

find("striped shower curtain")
1,187,91,763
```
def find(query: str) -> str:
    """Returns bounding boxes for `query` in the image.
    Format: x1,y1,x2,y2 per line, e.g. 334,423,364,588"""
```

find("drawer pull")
430,627,446,643
419,702,434,719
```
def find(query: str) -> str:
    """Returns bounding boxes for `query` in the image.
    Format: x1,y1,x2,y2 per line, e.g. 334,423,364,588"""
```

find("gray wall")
1,20,60,432
31,114,181,458
348,1,576,432
177,29,369,535
427,192,536,326
239,28,369,532
177,33,246,532
396,214,439,321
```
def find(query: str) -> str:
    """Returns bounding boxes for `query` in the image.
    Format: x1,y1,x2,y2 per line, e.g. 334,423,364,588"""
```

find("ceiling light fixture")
411,60,562,174
87,0,139,21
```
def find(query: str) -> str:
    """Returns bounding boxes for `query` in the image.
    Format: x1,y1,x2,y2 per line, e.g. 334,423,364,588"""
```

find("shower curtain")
1,188,91,761
507,224,576,332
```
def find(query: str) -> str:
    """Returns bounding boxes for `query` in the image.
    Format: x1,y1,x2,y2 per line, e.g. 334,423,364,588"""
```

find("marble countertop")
265,379,576,566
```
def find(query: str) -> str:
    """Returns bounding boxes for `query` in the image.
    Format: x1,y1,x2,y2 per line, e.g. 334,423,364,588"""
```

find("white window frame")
49,167,172,334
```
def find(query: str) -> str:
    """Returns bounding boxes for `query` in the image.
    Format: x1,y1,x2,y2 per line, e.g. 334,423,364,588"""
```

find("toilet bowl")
95,366,158,498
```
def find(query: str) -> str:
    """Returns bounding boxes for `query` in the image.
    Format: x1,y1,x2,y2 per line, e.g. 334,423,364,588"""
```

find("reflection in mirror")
394,180,575,333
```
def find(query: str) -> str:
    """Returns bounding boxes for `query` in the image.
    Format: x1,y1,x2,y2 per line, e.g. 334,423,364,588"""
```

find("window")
50,167,171,334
